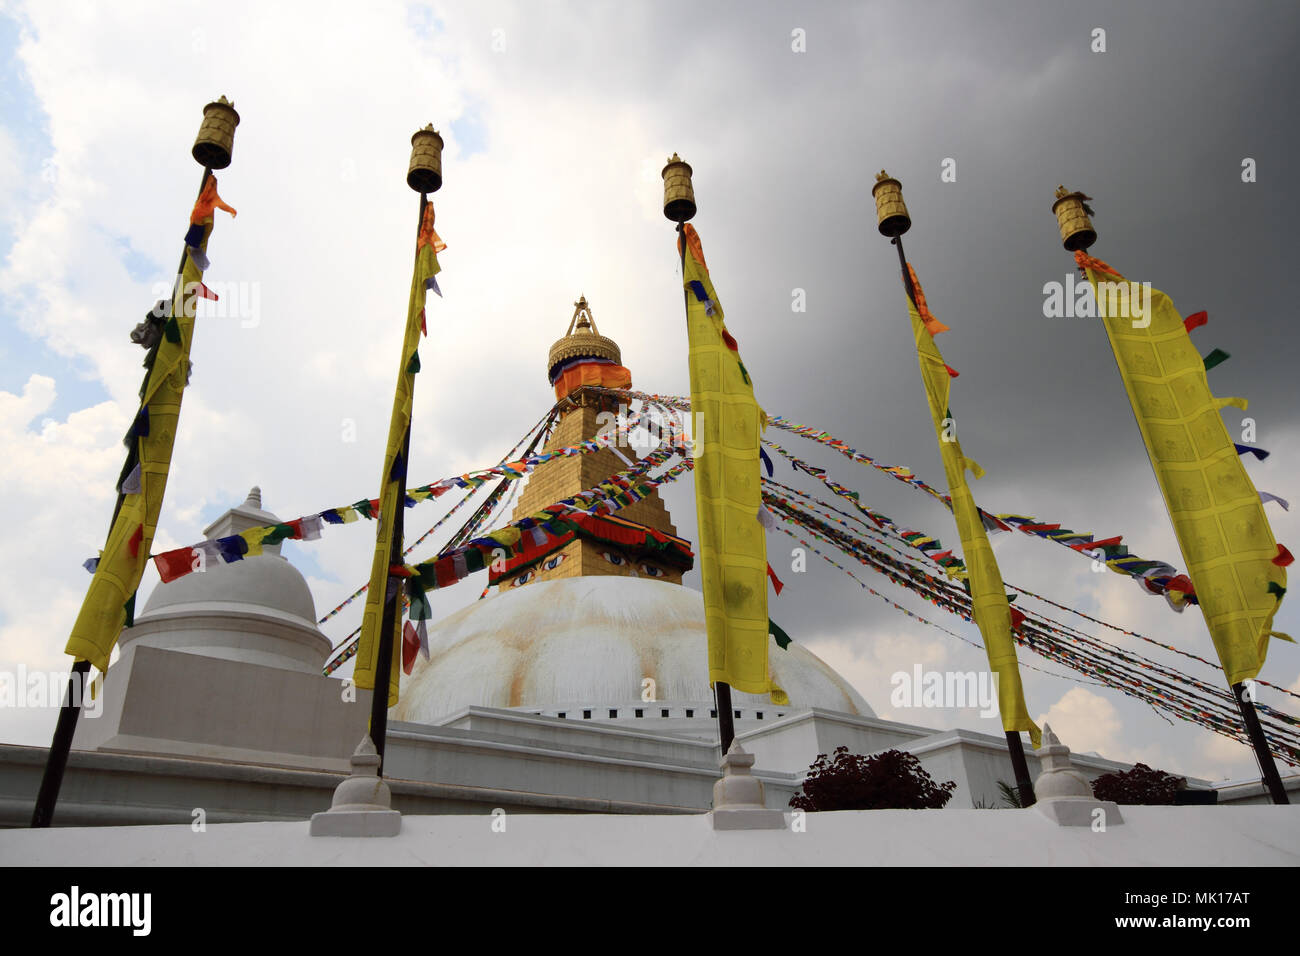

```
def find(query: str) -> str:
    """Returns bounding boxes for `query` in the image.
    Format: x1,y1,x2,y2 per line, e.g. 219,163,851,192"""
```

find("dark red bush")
790,746,957,810
1090,763,1185,805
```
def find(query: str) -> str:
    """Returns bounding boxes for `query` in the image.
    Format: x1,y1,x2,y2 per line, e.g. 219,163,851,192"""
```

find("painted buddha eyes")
511,552,567,587
598,550,667,578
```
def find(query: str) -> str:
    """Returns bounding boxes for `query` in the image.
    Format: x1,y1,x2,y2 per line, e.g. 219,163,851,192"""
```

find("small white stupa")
72,487,366,771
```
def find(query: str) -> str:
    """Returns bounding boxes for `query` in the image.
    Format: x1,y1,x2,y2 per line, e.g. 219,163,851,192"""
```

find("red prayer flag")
154,547,195,584
1071,535,1122,552
127,524,144,558
433,555,459,589
766,563,784,595
402,621,420,675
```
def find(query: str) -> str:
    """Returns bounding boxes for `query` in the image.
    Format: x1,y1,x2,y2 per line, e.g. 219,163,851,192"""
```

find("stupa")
1,300,1194,826
392,297,871,733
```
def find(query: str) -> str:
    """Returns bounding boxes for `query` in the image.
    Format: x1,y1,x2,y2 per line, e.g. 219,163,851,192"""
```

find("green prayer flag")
261,524,295,546
1203,348,1230,370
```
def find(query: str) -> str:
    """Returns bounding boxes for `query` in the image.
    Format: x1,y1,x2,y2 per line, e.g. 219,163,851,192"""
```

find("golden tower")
495,296,690,590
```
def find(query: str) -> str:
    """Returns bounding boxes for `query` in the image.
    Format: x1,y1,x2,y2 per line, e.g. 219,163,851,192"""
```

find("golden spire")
568,294,599,335
547,295,621,381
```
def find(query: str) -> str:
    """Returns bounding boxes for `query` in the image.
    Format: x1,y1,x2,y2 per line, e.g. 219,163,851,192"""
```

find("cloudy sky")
2,0,1297,784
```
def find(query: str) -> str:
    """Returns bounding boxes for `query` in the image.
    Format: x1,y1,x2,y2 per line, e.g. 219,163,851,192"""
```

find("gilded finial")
662,153,696,223
408,124,445,194
1051,184,1097,251
871,170,910,237
548,295,621,382
192,96,241,169
573,295,594,330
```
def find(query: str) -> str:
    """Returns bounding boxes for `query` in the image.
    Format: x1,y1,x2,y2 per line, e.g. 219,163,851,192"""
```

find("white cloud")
1037,686,1174,770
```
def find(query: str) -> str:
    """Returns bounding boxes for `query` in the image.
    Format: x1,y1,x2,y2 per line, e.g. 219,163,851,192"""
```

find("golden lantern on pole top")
192,96,240,169
662,153,697,223
1051,185,1097,251
408,125,445,194
871,170,911,238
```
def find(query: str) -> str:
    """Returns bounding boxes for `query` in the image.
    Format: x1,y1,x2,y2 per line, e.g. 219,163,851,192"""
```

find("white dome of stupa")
122,487,332,674
393,575,873,725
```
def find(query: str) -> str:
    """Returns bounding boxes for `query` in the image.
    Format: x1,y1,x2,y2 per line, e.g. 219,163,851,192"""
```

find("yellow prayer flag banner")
1079,257,1287,686
353,205,442,706
905,265,1041,748
681,225,775,697
65,222,215,672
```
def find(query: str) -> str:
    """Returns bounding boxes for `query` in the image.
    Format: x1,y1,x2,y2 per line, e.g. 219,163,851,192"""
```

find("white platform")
4,806,1297,866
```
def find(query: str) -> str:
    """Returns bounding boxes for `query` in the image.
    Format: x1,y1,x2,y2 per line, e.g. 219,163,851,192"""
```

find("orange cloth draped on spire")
553,361,631,400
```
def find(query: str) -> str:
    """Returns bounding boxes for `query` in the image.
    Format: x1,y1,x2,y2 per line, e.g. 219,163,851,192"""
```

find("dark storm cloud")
461,0,1300,774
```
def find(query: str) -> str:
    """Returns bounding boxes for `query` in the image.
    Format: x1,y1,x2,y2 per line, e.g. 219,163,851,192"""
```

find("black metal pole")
893,233,1036,805
1005,731,1037,808
31,167,213,829
1232,682,1290,804
30,660,91,828
677,222,738,756
715,681,737,754
369,193,427,771
367,430,409,771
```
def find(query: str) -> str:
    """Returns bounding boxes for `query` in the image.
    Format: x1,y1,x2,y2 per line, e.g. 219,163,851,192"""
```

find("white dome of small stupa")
393,575,873,725
123,487,332,674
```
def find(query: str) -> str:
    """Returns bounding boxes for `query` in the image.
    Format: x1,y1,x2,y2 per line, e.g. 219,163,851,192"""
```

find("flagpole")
1233,682,1289,803
1052,187,1290,806
361,126,443,771
885,212,1036,808
367,189,427,769
675,219,737,755
368,425,412,768
664,154,739,756
31,100,237,828
33,173,213,828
